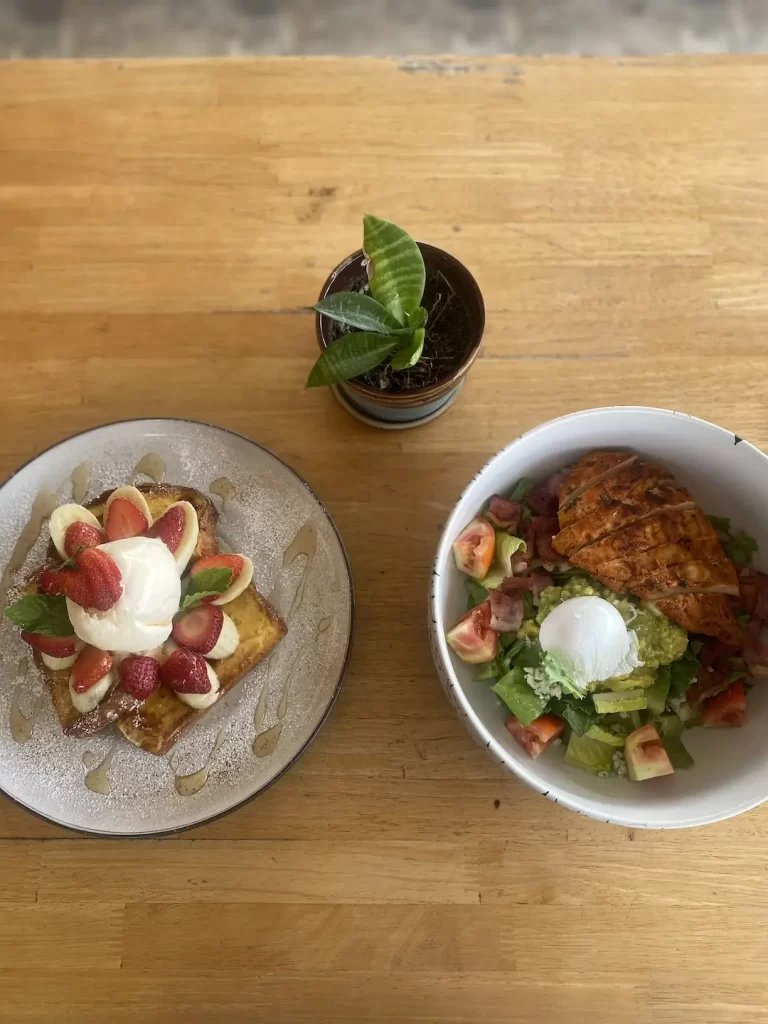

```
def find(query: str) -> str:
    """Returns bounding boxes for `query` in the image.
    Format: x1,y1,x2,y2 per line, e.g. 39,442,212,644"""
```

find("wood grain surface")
1,55,768,1024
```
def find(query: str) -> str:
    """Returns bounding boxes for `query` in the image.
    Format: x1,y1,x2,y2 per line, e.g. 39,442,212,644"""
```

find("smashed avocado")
536,576,688,684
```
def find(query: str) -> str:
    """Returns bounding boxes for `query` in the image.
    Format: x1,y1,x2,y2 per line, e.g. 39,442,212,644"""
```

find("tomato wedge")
445,600,499,664
452,516,495,579
701,680,746,727
505,714,565,758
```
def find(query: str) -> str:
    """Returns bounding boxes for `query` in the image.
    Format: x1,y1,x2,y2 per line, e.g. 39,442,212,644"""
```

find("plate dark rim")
0,417,356,839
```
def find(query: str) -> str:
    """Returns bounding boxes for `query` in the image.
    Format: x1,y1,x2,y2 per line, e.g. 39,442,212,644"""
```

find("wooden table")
1,55,767,1024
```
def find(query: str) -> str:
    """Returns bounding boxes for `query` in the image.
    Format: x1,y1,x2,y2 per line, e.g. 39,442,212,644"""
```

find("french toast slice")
26,482,286,749
118,582,286,755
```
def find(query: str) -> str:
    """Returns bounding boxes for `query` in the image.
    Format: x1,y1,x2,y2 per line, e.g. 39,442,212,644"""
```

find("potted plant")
308,215,485,428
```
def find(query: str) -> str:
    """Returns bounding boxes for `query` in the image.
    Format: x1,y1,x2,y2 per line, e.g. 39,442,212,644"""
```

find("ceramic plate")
0,419,354,836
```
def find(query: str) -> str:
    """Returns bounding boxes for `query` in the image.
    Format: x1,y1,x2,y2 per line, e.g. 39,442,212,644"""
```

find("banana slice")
42,639,84,671
69,669,115,714
49,504,103,560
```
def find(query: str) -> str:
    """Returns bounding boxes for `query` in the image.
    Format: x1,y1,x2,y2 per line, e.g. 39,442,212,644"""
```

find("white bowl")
429,407,768,829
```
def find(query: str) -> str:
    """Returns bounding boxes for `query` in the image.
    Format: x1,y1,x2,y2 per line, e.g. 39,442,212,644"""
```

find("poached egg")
539,596,642,690
67,537,181,653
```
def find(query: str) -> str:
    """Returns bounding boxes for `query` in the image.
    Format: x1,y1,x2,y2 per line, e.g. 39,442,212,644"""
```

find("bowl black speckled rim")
0,417,356,840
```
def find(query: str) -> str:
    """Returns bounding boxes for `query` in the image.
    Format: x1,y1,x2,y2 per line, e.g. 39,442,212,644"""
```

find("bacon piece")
745,615,768,678
485,496,522,531
527,474,566,517
533,516,560,565
488,589,524,633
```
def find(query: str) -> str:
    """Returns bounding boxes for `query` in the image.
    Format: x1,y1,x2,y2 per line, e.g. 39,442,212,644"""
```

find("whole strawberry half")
172,604,223,655
148,505,185,553
64,520,105,557
160,648,211,694
21,632,78,658
39,548,123,612
119,655,160,700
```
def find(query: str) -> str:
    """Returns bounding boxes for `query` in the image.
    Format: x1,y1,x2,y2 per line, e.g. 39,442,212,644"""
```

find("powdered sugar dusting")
0,421,353,835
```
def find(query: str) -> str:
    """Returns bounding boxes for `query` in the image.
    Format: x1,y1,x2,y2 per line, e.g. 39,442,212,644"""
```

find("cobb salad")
445,454,765,782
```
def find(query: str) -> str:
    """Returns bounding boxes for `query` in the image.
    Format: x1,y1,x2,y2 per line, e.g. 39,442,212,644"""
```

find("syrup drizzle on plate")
252,616,332,758
209,477,236,509
131,453,165,484
82,741,118,795
173,724,229,796
0,489,59,614
9,657,41,744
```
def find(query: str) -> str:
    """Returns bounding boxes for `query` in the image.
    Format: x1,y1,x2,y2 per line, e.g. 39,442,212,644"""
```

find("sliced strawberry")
119,655,160,700
71,646,114,694
21,632,78,658
148,505,186,553
172,604,223,655
63,520,105,557
105,497,149,541
39,548,122,612
160,648,211,694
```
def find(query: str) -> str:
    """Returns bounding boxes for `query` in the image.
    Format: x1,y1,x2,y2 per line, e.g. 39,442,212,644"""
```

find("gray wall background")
2,0,767,58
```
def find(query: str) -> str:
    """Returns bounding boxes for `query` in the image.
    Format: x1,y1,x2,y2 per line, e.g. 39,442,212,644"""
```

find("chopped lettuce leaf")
592,688,648,714
707,515,731,533
550,697,597,736
501,634,524,655
541,651,586,698
668,648,700,699
659,714,694,769
509,478,534,502
646,665,671,715
467,579,488,610
725,529,758,567
492,666,545,726
565,733,615,774
585,724,626,748
495,533,526,575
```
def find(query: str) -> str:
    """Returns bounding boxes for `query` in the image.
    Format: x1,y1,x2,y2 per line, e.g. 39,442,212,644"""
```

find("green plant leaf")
307,332,397,388
313,293,403,335
363,214,426,324
406,306,428,330
5,594,74,636
390,328,425,371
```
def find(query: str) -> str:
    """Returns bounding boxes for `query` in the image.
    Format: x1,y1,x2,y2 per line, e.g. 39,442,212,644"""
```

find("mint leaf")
179,567,233,612
5,594,74,636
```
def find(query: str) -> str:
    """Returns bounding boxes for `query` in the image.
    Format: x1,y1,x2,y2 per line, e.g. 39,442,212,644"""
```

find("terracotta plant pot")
315,242,485,429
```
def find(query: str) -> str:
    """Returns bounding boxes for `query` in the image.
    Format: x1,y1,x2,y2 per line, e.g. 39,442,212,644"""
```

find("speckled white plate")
0,419,354,836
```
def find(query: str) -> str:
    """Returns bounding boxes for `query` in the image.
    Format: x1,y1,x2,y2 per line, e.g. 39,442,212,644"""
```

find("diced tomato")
445,600,499,664
505,714,565,758
701,680,746,727
452,516,495,579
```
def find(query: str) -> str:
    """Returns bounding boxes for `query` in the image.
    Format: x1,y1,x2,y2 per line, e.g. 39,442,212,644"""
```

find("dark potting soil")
327,268,474,393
